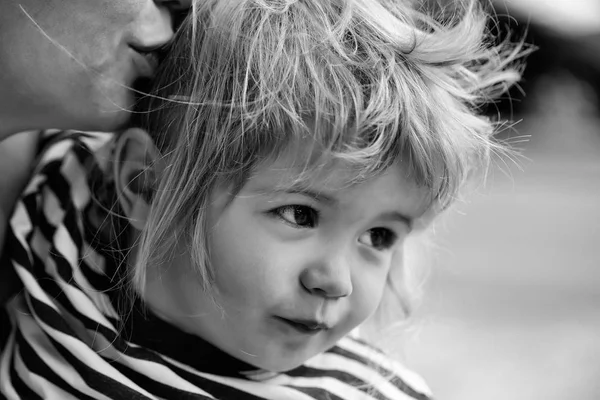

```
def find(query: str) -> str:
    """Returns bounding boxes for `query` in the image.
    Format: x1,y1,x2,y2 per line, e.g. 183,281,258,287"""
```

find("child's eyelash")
269,205,320,228
269,207,400,250
363,228,398,251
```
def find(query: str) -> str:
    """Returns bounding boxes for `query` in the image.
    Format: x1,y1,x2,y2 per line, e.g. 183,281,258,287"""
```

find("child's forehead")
249,150,362,191
245,148,416,196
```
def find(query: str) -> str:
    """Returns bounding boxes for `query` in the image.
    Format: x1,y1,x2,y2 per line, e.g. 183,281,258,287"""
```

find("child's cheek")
351,271,388,320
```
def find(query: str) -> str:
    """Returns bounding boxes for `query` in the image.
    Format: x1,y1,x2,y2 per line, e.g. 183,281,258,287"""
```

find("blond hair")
131,0,525,320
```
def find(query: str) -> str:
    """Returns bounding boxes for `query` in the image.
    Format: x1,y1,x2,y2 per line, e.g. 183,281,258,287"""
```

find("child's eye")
358,228,397,251
272,205,319,228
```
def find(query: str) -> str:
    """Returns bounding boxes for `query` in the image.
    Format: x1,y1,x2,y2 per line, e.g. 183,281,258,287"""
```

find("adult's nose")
300,251,353,299
132,4,175,51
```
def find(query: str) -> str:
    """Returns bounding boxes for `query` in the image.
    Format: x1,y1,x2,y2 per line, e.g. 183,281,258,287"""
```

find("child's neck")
127,241,200,335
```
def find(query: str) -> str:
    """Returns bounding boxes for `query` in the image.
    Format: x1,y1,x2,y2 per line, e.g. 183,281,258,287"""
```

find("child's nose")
299,253,353,299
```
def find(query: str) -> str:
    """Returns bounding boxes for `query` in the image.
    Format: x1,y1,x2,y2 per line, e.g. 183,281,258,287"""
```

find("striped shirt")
0,131,433,400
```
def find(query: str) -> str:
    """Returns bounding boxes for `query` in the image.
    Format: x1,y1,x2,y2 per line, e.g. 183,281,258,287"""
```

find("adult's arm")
0,130,40,304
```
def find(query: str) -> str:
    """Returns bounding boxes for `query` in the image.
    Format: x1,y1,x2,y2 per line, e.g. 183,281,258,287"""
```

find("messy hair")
131,0,524,319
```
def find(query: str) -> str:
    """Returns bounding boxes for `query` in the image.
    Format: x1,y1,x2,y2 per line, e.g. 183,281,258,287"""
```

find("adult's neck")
0,110,42,141
0,7,44,140
0,74,58,140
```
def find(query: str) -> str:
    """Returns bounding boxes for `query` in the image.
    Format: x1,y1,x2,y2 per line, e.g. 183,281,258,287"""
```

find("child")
0,0,524,398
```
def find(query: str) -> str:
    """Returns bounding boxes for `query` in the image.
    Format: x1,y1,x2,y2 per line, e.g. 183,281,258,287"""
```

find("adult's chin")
93,76,161,131
66,86,136,132
85,109,133,132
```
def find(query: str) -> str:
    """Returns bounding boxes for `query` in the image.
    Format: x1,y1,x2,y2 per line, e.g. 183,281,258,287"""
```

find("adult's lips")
130,43,170,78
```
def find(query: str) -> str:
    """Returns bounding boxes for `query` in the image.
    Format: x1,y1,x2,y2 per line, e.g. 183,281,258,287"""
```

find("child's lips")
274,316,330,335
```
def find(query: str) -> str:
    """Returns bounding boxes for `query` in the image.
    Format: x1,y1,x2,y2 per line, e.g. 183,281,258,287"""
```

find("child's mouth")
275,317,329,335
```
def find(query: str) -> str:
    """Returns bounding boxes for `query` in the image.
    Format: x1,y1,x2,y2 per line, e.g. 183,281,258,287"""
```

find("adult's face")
0,0,190,132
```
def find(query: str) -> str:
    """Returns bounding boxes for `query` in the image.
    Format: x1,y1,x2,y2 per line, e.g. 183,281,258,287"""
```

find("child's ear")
113,128,162,232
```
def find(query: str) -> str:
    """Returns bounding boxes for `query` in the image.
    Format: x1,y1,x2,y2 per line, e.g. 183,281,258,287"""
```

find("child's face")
149,151,430,372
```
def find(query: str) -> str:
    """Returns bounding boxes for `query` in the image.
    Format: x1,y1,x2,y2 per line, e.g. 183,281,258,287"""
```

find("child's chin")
241,349,315,373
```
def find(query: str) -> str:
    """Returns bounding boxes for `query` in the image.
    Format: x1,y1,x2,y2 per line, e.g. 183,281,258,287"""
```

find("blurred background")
400,1,600,399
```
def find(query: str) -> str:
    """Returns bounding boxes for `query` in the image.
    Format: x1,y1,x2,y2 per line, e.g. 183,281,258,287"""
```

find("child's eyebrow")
278,187,338,205
377,211,414,230
251,183,338,205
